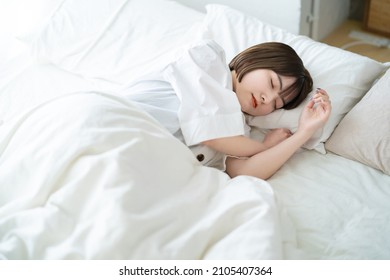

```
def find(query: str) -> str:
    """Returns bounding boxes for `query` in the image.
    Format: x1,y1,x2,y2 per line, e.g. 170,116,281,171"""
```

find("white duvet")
0,90,283,259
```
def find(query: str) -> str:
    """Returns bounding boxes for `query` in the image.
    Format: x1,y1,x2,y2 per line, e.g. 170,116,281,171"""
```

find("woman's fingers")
311,88,330,104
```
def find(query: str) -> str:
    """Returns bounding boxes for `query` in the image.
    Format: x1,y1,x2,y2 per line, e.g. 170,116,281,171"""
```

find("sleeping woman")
123,40,331,180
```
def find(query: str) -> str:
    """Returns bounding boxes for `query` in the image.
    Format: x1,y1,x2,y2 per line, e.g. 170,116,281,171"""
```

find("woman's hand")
263,128,292,149
298,88,331,135
226,89,331,180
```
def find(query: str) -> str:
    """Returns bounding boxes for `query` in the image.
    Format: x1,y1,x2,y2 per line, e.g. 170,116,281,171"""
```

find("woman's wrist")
293,129,313,144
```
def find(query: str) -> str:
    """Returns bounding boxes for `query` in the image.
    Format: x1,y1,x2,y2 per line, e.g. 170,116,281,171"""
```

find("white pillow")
31,0,204,87
0,0,64,42
202,4,389,153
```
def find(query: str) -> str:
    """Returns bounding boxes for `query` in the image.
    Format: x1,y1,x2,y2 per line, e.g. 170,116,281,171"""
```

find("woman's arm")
202,128,292,157
225,130,312,179
226,93,331,180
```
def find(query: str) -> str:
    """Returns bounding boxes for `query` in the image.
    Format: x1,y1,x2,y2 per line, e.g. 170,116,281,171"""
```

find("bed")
0,0,389,260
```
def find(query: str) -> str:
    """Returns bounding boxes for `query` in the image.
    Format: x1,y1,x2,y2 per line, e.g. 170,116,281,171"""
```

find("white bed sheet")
269,148,390,259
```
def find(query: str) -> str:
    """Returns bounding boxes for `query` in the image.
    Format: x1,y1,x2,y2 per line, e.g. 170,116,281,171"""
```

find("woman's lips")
251,94,258,108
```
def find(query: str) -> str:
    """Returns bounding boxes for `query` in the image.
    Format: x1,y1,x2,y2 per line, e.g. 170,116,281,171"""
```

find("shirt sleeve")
162,40,245,146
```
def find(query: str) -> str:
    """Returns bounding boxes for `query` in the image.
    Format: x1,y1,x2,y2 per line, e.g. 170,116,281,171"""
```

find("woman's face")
232,69,296,116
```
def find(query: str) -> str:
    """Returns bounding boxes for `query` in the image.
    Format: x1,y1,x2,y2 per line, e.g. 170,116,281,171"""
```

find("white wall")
175,0,350,40
175,0,303,35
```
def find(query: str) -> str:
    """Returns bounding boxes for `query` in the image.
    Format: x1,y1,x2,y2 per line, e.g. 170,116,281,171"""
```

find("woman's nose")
261,94,273,104
261,92,278,104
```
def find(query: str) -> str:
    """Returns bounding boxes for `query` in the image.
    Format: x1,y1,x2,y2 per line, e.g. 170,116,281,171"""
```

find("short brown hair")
229,42,313,109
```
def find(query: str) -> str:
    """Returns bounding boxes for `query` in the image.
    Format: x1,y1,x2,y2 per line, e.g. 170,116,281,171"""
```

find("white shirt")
123,40,249,170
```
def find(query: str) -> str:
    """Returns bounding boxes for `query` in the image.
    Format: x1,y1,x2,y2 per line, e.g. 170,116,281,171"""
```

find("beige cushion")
325,69,390,175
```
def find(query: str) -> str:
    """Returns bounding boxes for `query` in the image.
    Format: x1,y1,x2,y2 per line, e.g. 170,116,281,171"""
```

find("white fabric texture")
0,91,282,259
162,40,245,146
0,0,65,42
122,40,248,171
31,0,205,88
267,149,390,259
122,71,229,171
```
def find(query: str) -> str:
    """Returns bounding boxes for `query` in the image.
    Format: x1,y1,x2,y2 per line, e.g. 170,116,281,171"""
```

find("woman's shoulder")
187,39,225,57
176,39,227,69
